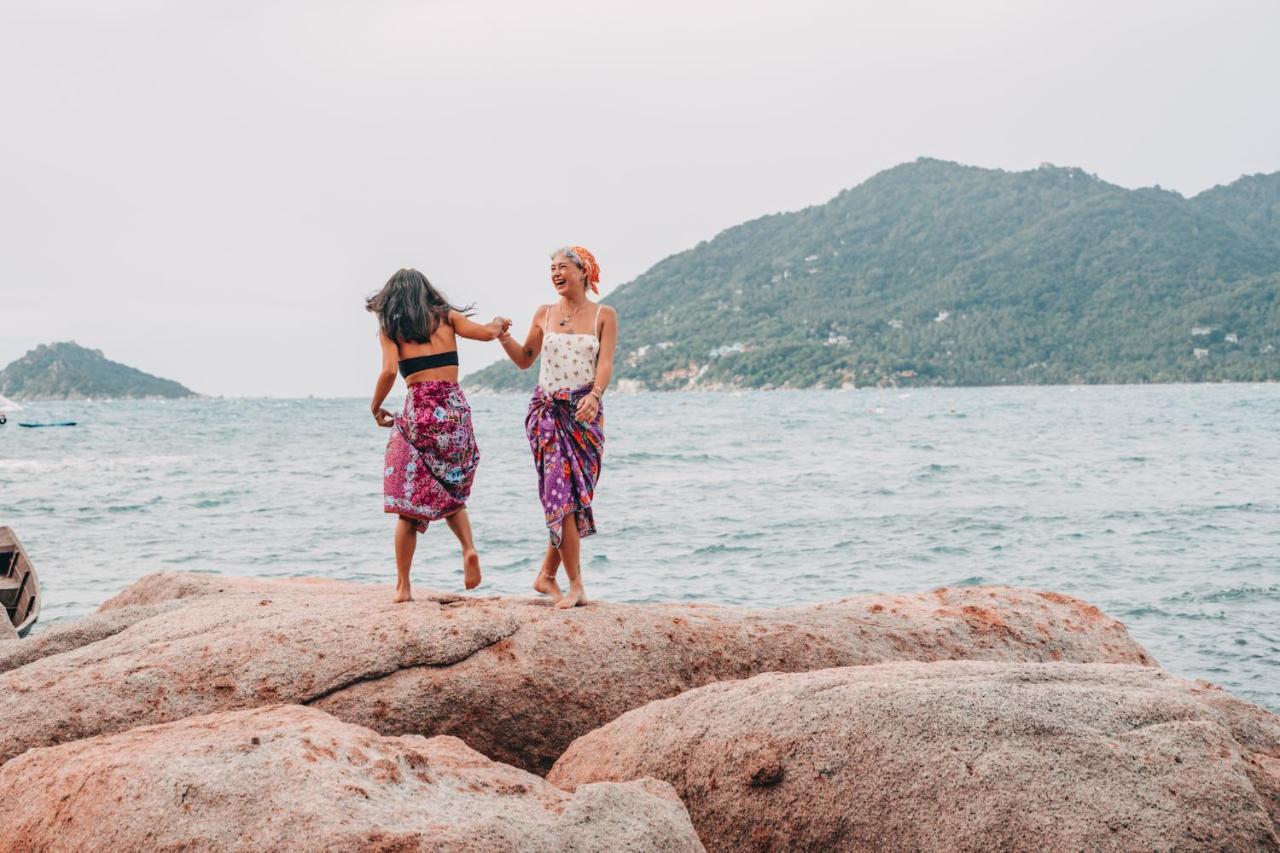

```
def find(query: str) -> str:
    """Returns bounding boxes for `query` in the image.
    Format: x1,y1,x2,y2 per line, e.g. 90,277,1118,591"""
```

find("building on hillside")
709,342,748,359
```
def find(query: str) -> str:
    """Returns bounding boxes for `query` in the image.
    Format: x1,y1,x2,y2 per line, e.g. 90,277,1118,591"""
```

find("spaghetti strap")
543,305,551,332
593,304,602,339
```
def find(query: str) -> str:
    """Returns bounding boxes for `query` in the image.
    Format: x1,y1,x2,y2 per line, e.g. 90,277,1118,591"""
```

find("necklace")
558,301,588,327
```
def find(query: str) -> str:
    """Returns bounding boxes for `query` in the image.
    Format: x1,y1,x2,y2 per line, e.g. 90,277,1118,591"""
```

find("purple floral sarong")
384,381,478,533
526,382,605,547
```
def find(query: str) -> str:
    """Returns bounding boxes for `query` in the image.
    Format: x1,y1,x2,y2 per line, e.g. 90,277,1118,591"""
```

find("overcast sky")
2,0,1277,397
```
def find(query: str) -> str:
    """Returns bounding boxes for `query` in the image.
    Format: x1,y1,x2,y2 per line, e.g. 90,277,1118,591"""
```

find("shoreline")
6,379,1279,403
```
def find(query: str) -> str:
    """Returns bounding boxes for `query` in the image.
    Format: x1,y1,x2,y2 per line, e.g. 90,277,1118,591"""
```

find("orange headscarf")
570,245,601,294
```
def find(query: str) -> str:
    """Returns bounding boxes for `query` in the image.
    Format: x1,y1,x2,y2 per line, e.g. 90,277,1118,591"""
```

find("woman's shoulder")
436,312,459,336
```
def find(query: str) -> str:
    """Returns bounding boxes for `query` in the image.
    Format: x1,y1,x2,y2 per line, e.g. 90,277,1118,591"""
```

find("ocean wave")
692,544,756,556
1168,585,1280,604
611,450,725,465
104,495,164,513
0,454,193,474
928,545,969,555
914,463,960,481
1121,604,1228,621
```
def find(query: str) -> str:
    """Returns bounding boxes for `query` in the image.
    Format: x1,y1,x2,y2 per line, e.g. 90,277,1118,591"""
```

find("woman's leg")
394,516,418,603
444,508,482,590
556,513,587,608
533,543,563,600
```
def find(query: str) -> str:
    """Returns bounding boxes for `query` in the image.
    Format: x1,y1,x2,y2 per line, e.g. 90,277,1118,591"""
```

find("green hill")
468,159,1280,390
0,342,197,400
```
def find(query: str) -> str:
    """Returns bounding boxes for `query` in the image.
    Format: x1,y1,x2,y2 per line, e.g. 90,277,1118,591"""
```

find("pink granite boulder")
550,661,1280,852
0,704,704,852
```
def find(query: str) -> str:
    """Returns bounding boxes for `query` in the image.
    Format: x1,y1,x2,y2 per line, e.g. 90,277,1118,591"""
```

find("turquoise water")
2,385,1277,711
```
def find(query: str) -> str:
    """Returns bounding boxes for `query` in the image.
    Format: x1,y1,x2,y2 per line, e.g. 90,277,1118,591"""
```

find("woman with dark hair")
368,268,508,603
496,246,617,609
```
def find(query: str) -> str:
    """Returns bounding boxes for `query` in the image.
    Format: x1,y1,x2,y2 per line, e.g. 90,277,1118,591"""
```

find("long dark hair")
365,269,472,343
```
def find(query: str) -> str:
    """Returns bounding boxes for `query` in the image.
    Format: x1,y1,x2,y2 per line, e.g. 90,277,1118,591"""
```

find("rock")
315,583,1155,776
0,574,518,767
0,569,270,664
5,571,433,674
549,661,1280,852
0,619,15,641
98,570,371,610
0,573,1156,773
0,704,704,852
0,603,181,673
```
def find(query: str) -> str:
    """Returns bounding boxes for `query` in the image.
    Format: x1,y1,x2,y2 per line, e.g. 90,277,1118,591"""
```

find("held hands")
372,407,395,428
489,317,513,340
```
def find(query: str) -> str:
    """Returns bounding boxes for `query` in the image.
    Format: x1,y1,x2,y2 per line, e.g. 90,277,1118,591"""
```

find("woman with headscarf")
496,246,617,609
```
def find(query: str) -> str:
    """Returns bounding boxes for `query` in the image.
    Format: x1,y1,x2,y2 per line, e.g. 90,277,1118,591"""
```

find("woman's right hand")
492,316,513,339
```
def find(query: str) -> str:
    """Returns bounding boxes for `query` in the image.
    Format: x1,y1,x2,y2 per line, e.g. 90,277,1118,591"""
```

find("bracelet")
589,389,603,401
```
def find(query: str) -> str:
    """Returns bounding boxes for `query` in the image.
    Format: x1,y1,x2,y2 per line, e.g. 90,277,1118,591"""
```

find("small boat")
17,421,77,428
0,528,40,637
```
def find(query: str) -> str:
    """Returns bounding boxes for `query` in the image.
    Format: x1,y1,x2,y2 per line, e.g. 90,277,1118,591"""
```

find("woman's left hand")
373,408,395,428
575,393,599,423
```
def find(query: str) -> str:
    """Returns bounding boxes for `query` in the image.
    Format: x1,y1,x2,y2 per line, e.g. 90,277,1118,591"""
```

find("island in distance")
468,158,1280,391
0,342,196,401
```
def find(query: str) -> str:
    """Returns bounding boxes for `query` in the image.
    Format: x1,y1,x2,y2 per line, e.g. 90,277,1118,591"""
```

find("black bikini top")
399,351,459,377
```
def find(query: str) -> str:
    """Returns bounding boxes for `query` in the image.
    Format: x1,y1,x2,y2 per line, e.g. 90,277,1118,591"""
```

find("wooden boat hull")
0,528,40,637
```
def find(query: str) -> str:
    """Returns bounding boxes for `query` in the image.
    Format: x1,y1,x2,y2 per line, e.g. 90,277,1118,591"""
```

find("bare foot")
556,583,587,609
533,572,563,601
463,549,482,590
393,581,413,603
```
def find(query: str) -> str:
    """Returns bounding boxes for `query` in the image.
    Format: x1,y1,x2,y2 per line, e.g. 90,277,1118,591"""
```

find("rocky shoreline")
1,572,1275,851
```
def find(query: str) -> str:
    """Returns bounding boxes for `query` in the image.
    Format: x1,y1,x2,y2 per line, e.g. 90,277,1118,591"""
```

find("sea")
1,384,1277,711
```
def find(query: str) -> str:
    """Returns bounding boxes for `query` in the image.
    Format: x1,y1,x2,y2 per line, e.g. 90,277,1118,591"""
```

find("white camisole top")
538,304,601,392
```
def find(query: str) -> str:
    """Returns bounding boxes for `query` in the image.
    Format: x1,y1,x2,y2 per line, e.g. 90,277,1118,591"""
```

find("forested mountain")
0,342,196,400
468,159,1280,390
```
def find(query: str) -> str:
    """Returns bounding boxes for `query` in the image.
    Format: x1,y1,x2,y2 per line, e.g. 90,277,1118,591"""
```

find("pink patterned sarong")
383,381,478,532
